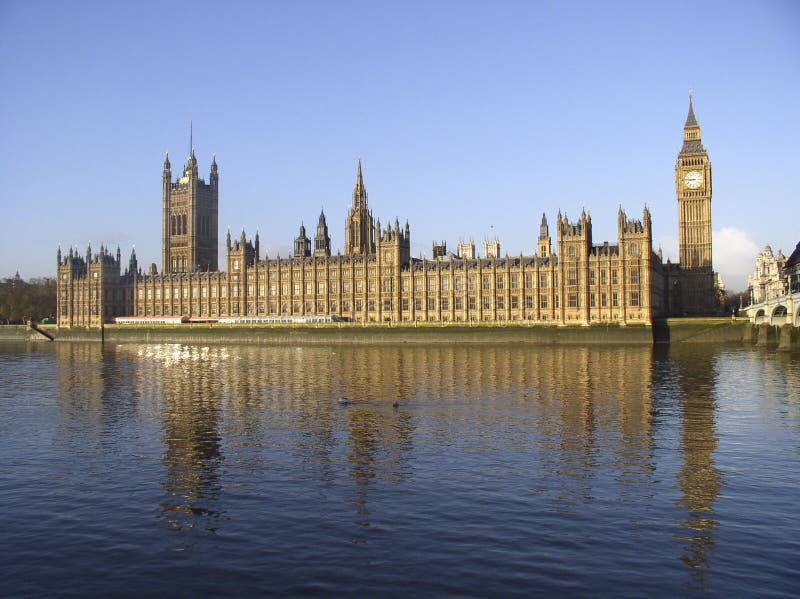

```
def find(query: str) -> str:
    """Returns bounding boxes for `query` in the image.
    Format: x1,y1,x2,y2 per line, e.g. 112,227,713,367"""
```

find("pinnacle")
356,157,364,189
684,95,699,129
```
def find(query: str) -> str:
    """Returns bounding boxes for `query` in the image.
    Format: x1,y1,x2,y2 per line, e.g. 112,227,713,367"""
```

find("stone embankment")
18,318,795,349
653,318,796,350
52,322,655,345
0,324,56,342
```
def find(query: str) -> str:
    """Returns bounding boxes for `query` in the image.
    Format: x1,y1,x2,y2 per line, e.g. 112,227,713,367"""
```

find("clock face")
684,170,703,189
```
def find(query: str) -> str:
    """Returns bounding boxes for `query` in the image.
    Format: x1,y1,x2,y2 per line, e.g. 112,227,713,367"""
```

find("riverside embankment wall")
0,325,54,342
52,323,654,345
6,318,796,349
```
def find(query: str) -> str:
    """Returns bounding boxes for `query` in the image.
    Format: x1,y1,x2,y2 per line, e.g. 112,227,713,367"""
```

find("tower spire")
356,157,364,195
684,92,698,129
539,212,549,240
190,119,193,156
352,157,367,209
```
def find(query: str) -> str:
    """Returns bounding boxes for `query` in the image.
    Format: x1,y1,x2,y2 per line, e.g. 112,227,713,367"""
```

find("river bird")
337,397,350,405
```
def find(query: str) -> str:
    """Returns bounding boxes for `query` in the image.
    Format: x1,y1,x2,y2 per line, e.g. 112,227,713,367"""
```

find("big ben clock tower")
673,94,716,313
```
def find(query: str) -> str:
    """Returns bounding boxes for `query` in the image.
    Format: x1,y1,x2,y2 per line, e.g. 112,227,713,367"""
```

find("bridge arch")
754,308,766,324
771,305,788,325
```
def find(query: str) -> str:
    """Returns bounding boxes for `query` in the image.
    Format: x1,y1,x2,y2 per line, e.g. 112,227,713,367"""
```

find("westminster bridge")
746,290,800,327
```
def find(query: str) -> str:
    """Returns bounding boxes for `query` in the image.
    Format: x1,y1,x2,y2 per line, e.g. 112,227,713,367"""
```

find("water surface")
1,341,798,596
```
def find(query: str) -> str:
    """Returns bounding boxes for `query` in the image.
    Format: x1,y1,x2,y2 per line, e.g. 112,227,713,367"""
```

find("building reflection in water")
54,342,137,450
130,345,227,533
55,339,727,577
668,346,723,592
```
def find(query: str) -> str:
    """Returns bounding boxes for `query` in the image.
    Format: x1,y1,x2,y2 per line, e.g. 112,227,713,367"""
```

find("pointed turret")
538,213,551,258
57,245,62,265
314,209,331,257
129,246,138,274
210,153,218,186
352,157,368,209
685,94,698,128
294,221,311,258
344,157,375,255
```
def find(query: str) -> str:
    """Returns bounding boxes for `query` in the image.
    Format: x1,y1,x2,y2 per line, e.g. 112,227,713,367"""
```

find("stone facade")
56,99,718,327
748,245,787,304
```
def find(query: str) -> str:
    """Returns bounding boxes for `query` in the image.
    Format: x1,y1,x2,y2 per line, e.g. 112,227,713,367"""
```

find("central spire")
345,157,375,256
352,157,367,209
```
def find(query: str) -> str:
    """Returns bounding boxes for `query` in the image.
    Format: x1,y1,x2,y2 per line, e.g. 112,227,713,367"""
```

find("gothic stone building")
57,100,716,327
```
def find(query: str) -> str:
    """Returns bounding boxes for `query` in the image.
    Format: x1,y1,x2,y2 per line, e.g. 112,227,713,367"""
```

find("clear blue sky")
1,0,798,291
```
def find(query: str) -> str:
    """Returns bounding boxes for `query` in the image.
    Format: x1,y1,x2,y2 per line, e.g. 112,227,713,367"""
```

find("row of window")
134,266,647,300
565,243,640,257
134,290,642,317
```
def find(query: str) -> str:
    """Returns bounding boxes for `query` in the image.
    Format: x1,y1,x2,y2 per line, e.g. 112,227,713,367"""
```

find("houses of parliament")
56,99,718,327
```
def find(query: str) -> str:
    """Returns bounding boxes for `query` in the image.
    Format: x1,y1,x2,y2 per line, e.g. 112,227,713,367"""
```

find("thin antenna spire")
189,119,193,156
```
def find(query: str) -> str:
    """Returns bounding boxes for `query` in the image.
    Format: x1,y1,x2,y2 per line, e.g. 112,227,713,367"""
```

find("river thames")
1,341,798,596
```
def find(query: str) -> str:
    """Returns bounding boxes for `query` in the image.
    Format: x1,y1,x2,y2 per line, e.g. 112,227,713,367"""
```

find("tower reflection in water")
136,345,226,532
669,346,723,592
